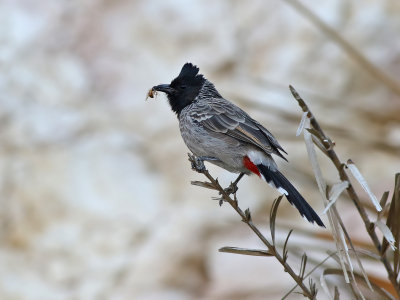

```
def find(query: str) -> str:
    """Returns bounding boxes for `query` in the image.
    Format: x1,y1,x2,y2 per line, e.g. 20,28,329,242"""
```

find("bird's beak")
152,84,174,95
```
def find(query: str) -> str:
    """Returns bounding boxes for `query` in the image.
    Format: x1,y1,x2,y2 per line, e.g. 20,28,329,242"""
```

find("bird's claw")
222,182,239,196
188,153,206,173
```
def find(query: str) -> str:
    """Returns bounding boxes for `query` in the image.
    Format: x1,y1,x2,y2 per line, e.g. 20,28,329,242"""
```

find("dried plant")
290,86,399,299
189,154,318,299
188,87,400,299
283,0,400,97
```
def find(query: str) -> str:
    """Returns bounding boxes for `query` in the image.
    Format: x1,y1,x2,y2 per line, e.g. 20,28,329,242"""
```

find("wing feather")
191,98,287,160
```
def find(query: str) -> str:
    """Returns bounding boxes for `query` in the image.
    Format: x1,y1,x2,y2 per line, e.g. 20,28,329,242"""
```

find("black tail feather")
257,165,325,227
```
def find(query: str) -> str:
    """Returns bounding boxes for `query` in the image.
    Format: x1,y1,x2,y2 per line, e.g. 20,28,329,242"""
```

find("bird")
151,63,324,227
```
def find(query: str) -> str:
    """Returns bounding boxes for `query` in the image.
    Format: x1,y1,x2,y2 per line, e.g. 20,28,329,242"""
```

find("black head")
152,63,207,115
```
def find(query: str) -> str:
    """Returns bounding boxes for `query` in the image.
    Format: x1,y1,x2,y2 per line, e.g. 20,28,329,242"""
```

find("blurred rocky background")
0,0,399,299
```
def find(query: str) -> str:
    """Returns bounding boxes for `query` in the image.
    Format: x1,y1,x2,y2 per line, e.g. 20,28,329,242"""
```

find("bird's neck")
197,81,222,99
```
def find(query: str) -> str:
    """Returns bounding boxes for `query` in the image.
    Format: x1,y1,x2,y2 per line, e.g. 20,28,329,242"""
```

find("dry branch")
188,153,317,299
290,86,400,298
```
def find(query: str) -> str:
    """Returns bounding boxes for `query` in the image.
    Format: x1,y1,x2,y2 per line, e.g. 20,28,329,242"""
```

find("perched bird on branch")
151,63,324,227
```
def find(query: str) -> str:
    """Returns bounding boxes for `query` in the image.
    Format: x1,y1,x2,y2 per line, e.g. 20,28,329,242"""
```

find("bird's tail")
257,164,325,227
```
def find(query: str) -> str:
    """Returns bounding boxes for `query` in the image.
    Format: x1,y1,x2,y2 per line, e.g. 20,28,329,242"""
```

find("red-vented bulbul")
152,63,324,227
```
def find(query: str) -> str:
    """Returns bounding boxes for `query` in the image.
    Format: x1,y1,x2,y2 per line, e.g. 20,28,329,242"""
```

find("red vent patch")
243,156,261,177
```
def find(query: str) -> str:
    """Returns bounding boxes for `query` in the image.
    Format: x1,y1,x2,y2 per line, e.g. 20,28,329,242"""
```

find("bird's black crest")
157,62,211,115
171,63,205,89
178,63,201,78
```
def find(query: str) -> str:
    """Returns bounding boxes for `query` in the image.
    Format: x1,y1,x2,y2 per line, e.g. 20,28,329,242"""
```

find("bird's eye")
180,85,186,89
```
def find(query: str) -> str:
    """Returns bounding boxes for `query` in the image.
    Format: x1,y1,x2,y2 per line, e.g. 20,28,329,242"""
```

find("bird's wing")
191,98,287,160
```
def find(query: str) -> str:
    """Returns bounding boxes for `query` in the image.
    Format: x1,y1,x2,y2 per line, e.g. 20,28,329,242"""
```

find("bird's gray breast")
179,104,220,156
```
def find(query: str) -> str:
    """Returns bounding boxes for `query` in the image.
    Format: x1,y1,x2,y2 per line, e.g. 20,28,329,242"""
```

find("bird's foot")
218,183,239,206
188,153,206,173
222,173,244,196
223,182,239,195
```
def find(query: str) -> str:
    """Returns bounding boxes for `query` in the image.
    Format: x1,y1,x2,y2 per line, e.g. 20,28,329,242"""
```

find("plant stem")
290,86,400,298
190,157,316,299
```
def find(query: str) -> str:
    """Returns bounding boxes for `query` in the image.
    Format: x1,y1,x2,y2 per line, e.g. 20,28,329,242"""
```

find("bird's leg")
224,172,245,195
233,172,245,186
188,154,220,173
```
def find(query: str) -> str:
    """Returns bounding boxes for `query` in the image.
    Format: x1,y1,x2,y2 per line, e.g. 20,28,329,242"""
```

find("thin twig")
219,246,274,257
188,154,317,299
323,269,396,300
289,86,400,298
283,251,338,299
